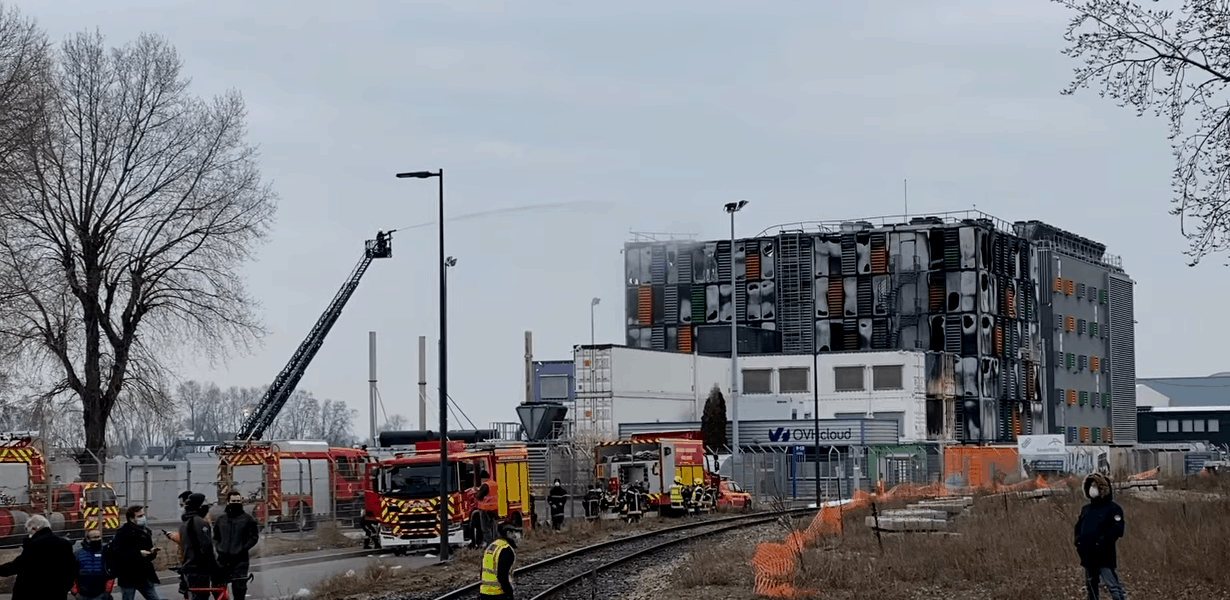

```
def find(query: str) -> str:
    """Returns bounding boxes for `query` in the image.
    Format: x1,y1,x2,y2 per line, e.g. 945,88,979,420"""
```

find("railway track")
432,508,812,600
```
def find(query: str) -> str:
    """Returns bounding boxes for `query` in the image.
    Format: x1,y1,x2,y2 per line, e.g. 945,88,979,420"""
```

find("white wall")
580,347,928,442
1135,384,1170,408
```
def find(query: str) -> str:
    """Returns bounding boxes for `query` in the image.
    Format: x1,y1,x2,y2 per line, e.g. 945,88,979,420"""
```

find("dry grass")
673,480,1230,600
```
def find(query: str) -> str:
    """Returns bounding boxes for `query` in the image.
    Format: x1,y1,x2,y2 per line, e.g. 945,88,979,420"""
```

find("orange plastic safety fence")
750,469,1157,597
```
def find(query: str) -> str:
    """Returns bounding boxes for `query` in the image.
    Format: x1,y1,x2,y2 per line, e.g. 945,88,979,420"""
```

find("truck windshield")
86,487,118,508
379,464,457,497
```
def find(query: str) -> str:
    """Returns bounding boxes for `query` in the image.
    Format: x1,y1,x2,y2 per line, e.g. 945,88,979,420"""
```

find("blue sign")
793,445,807,458
769,427,854,443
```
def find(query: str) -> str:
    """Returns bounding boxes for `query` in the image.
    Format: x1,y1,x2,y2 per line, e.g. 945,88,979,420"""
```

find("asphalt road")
0,549,436,600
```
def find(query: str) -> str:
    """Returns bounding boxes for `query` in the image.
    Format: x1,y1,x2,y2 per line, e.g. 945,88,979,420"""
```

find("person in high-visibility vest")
469,468,500,549
668,476,685,516
690,478,706,515
479,522,521,598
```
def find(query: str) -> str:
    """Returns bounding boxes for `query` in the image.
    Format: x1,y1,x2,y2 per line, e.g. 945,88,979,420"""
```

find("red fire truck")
0,437,121,542
594,437,706,511
216,440,371,530
364,440,533,554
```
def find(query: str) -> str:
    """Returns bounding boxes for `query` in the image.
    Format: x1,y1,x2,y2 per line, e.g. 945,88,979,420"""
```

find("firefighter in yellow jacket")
480,522,521,598
668,475,685,516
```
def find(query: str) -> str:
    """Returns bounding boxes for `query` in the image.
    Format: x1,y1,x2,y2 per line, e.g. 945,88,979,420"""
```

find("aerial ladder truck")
216,232,392,529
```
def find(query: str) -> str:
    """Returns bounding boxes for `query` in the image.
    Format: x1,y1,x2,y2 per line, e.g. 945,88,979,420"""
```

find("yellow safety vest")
480,539,513,595
669,484,684,507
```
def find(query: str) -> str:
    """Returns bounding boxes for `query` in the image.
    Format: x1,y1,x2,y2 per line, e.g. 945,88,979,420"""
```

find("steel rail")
431,508,813,600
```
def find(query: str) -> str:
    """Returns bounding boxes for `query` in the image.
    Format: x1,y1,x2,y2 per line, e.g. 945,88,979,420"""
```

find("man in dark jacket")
213,490,259,600
0,514,78,599
111,505,162,600
179,493,218,600
547,479,569,531
1074,472,1126,600
74,528,114,600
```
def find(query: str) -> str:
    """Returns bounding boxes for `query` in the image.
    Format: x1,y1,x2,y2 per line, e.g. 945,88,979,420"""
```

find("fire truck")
594,437,706,512
0,437,121,542
364,440,533,554
216,440,371,530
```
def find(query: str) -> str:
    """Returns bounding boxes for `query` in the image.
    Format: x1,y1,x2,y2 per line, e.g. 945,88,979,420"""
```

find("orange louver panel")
638,285,652,324
1066,316,1076,332
678,326,693,353
1065,279,1075,296
994,326,1003,354
1054,276,1063,292
870,245,888,274
746,250,761,280
928,284,945,312
1104,427,1113,443
1091,356,1100,372
1012,412,1022,437
1006,288,1016,319
827,278,843,310
1067,390,1077,405
1080,427,1089,443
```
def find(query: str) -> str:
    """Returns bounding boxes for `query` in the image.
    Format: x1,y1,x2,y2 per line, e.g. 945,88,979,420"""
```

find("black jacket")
0,527,77,600
547,486,569,515
1074,473,1125,568
179,510,218,575
110,522,161,587
213,507,260,579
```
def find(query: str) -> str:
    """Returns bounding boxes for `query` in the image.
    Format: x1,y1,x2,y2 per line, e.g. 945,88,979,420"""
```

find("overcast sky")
20,0,1222,436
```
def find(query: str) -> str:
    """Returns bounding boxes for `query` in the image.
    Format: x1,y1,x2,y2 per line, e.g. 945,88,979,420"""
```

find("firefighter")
691,478,706,516
668,476,685,517
583,484,602,519
361,509,378,549
479,522,521,599
470,468,499,549
547,479,569,531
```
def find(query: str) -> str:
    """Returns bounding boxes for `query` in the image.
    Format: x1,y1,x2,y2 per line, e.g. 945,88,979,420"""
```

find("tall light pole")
590,297,600,425
395,169,449,562
724,200,748,470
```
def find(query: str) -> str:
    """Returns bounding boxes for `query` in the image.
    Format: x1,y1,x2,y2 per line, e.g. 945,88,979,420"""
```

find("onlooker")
1074,473,1126,600
0,514,78,600
179,493,218,600
111,505,162,600
213,490,259,600
74,528,115,600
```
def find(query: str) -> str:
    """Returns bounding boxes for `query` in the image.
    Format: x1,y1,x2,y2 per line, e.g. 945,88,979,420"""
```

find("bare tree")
0,30,276,475
380,414,410,432
1055,0,1230,264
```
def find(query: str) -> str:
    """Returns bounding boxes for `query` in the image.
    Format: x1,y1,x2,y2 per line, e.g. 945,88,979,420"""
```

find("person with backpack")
179,493,218,600
74,528,115,600
109,505,162,600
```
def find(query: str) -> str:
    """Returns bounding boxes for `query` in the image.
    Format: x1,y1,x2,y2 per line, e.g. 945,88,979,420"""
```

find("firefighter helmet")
674,476,683,485
694,478,703,486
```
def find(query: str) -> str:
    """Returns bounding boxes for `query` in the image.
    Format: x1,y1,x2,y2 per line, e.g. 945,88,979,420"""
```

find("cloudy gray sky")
22,0,1220,433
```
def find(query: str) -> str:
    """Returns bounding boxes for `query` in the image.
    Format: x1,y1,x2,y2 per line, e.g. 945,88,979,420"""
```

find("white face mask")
1088,487,1100,498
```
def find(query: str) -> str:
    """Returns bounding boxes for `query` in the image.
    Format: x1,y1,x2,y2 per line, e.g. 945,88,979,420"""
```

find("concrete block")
865,516,952,532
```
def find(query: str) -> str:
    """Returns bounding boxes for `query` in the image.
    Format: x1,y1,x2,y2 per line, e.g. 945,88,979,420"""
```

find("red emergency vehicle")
0,437,120,541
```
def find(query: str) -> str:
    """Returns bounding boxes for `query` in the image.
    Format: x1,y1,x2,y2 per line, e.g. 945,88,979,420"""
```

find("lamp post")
723,200,748,470
395,168,449,562
590,297,600,422
813,349,820,506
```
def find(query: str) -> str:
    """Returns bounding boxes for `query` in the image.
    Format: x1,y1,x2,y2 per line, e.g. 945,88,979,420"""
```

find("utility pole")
369,331,378,446
418,336,427,431
724,200,749,469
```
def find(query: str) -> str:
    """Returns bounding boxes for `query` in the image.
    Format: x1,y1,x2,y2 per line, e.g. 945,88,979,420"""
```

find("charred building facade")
623,211,1136,445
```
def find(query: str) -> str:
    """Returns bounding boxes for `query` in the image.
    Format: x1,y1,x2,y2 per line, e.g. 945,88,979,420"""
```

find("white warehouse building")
568,345,929,443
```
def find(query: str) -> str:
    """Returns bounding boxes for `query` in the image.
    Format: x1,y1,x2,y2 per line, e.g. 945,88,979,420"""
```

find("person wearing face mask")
74,528,115,600
212,490,259,600
1073,472,1126,600
478,522,521,598
0,514,77,599
110,505,162,600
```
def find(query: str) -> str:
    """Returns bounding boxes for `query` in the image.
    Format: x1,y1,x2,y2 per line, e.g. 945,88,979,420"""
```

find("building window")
1055,315,1064,331
1067,353,1075,371
872,365,904,390
1168,419,1179,432
1090,322,1099,337
539,374,571,401
1089,286,1097,302
1077,283,1086,298
742,369,772,394
1099,289,1108,304
1078,319,1086,335
1079,355,1088,371
1210,420,1221,433
1194,419,1205,433
779,368,810,393
1156,420,1167,433
791,409,798,420
1182,419,1193,433
834,366,864,391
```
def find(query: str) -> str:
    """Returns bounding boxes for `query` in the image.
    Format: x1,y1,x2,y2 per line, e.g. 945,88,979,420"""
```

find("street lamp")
590,297,600,420
395,168,450,562
723,200,748,470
